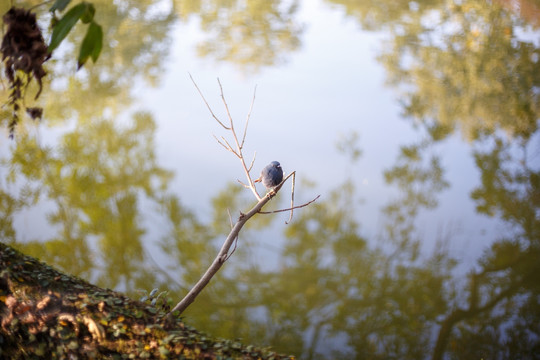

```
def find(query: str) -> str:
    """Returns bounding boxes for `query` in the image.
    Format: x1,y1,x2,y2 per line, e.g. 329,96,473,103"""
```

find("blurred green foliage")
1,0,540,359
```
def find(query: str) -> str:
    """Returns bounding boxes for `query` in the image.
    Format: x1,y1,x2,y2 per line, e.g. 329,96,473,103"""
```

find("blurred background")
1,0,539,358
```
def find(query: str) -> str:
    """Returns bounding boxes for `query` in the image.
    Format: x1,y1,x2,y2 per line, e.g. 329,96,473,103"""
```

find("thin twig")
215,77,261,200
287,172,296,223
241,85,257,149
189,73,230,130
220,136,238,156
227,208,234,229
224,236,239,261
259,195,320,216
247,152,257,172
218,78,235,130
213,135,236,154
237,179,251,188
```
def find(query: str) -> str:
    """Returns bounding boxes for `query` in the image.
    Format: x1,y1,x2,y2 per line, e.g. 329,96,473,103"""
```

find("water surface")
1,0,539,358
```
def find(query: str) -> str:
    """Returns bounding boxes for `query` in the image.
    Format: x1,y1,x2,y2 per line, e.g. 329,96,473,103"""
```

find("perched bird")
255,161,283,189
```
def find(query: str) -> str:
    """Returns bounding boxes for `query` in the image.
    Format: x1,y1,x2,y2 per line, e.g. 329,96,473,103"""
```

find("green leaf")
80,3,96,24
50,0,72,12
77,21,103,69
48,3,87,53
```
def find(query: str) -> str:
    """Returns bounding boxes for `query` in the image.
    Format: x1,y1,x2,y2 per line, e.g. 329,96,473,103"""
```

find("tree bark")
0,242,293,359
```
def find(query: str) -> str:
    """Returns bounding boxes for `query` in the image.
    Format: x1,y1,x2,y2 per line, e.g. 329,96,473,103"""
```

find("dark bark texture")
0,242,293,359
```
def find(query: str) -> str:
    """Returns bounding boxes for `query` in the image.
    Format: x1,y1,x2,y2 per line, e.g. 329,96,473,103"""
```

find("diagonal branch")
166,179,288,317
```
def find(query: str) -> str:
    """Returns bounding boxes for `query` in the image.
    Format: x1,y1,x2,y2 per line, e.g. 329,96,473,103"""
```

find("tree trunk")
0,242,293,359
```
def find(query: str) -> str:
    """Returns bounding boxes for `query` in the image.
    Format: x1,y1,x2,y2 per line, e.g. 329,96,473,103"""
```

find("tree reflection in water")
328,0,540,358
1,0,539,359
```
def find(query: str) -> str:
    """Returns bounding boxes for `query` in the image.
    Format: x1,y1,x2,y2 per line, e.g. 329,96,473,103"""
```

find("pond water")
1,0,539,359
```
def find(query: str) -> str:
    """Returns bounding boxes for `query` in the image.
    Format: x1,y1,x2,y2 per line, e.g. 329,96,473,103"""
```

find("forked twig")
191,75,261,200
189,73,229,130
256,171,318,224
247,151,256,172
213,135,238,156
259,194,320,215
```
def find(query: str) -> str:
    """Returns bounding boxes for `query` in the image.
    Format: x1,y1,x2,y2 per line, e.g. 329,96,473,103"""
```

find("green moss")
0,242,294,360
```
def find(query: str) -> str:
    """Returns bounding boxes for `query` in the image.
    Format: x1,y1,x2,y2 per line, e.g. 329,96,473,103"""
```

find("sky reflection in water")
1,0,539,358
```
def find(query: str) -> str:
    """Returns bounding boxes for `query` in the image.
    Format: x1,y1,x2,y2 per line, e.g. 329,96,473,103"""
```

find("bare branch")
213,134,234,153
237,179,251,188
242,161,261,200
214,135,238,156
259,195,320,216
217,78,235,130
189,73,230,130
241,85,257,149
287,171,296,224
247,151,257,172
220,136,237,155
166,191,277,316
213,77,261,200
171,78,320,317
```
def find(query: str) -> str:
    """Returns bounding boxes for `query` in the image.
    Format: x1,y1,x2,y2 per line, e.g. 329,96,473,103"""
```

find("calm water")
1,0,539,359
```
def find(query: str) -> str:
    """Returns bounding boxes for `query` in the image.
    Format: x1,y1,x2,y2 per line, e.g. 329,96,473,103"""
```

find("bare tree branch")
248,151,256,172
192,76,262,200
241,85,257,149
256,171,308,224
220,136,235,152
213,134,238,155
218,78,235,130
288,171,296,223
237,179,251,188
259,195,320,216
168,77,320,316
189,73,230,130
166,185,286,317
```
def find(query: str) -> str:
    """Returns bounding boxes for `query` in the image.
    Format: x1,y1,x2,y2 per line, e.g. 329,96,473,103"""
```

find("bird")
255,161,283,189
